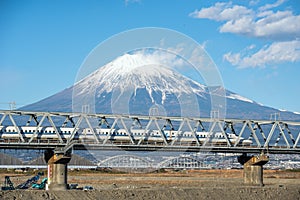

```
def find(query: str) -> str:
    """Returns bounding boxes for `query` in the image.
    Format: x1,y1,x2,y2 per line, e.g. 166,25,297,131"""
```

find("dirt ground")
1,169,300,200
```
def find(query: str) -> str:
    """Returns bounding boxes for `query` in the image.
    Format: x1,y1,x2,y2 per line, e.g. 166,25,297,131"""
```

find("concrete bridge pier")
238,152,269,186
44,149,72,191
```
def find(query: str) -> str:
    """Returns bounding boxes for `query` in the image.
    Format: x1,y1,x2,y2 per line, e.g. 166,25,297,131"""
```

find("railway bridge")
0,110,300,189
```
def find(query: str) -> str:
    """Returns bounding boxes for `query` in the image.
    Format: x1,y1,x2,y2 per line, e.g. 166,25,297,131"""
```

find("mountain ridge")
21,53,300,121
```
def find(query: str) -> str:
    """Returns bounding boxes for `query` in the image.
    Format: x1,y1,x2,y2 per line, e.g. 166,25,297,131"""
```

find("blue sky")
0,0,300,113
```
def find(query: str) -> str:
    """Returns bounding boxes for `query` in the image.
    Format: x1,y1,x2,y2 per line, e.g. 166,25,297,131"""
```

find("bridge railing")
0,110,300,151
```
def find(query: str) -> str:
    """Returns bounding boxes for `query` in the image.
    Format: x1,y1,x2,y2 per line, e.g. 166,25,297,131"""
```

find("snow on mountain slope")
74,53,207,104
21,52,300,120
226,93,253,103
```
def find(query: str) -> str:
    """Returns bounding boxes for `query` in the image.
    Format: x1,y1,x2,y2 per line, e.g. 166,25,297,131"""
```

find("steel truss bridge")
98,155,210,169
0,110,300,154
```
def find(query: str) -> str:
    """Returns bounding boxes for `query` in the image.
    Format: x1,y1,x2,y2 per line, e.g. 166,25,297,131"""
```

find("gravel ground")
1,169,300,200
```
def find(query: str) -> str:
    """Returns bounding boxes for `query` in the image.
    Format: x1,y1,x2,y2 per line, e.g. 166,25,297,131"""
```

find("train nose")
242,139,253,145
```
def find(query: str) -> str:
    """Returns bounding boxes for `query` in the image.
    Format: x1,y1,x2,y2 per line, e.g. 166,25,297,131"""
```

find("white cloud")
259,0,286,11
220,16,255,35
246,44,256,50
249,0,260,6
190,1,300,40
131,49,186,69
191,1,300,68
189,2,228,21
223,40,300,68
254,10,300,40
189,2,254,22
219,5,253,21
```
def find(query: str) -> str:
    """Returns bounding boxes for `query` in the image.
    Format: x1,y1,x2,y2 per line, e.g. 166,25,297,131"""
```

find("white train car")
130,129,150,140
95,128,115,135
43,127,55,134
79,128,117,141
0,125,253,146
22,126,43,133
81,128,89,134
147,130,166,143
60,127,77,134
5,126,19,133
1,126,17,139
106,128,131,142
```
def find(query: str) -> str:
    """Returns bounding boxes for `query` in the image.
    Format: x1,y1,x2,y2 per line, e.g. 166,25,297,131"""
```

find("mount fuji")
21,53,300,121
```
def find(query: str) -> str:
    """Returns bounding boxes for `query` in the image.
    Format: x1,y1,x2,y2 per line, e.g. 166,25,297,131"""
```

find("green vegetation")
284,168,300,172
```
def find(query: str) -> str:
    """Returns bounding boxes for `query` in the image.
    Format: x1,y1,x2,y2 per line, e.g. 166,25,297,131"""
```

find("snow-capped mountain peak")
76,53,206,104
22,52,300,120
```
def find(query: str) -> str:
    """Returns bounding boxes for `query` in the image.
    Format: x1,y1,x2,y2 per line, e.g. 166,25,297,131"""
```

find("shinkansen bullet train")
0,126,252,145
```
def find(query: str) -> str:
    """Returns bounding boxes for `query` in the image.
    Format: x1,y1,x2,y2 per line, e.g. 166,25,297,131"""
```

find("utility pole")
9,102,16,110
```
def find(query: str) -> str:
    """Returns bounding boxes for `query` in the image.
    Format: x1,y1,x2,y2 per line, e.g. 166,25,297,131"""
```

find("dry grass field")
1,169,300,200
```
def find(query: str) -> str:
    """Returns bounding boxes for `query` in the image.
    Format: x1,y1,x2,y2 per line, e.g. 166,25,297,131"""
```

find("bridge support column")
238,153,269,186
44,149,72,191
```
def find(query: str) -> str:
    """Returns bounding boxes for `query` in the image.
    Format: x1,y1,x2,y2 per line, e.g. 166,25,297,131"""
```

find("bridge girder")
0,110,299,154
